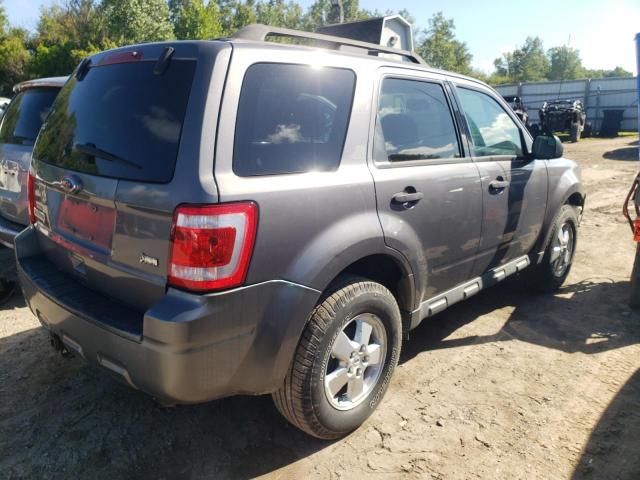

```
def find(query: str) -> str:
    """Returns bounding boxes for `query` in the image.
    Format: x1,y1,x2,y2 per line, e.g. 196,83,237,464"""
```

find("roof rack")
231,24,426,66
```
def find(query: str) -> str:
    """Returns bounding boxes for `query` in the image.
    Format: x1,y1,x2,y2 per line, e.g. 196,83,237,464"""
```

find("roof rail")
231,24,426,66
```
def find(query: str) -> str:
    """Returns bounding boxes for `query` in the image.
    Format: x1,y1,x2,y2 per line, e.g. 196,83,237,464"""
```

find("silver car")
0,76,67,299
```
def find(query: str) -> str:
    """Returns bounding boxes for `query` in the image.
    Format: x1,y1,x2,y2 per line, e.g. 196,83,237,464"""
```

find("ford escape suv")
0,77,66,297
15,25,584,439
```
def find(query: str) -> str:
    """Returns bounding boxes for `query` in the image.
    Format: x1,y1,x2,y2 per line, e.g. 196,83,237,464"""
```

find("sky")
5,0,640,74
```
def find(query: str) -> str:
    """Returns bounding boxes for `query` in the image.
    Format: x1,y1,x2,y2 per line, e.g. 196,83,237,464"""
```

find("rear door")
452,84,548,275
30,43,228,311
369,69,483,301
0,87,60,226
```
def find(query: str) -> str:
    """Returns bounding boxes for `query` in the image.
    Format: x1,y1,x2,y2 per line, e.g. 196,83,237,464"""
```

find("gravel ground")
1,136,639,480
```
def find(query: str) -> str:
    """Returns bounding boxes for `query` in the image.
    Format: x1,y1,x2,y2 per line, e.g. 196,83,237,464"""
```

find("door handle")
489,178,510,191
392,191,424,204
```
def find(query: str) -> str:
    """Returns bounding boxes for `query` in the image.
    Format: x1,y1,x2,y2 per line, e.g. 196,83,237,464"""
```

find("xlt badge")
139,253,159,267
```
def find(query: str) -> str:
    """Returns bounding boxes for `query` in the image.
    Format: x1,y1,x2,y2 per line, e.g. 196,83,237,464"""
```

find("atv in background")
502,95,530,129
539,99,591,142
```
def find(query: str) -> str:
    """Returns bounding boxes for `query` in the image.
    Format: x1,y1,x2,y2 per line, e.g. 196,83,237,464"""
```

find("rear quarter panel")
214,45,393,292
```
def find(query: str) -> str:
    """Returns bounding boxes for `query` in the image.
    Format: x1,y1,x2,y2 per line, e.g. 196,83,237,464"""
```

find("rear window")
233,63,355,176
33,59,196,183
0,88,60,146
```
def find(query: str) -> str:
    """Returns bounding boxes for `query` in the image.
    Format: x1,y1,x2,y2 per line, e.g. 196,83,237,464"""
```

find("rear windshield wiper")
74,142,141,169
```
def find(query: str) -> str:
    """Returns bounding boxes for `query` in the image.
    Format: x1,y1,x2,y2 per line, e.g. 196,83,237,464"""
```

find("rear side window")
233,63,355,176
0,88,60,146
33,60,196,183
375,78,460,162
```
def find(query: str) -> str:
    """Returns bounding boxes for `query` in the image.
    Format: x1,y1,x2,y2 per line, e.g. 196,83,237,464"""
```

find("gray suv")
15,25,584,439
0,77,66,297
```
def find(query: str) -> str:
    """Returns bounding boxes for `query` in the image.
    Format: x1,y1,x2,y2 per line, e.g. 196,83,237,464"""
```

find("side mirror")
532,135,563,159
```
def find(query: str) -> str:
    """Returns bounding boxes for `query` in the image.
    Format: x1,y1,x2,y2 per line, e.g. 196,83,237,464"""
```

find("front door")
370,73,483,302
453,85,548,275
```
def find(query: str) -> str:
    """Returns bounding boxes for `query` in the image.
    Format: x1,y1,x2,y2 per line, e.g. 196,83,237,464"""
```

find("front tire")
529,205,578,292
273,278,402,439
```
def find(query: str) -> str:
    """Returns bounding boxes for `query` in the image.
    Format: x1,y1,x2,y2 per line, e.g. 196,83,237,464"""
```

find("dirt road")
1,137,639,479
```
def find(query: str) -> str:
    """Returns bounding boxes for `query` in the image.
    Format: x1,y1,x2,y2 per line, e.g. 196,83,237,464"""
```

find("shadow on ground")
571,368,640,479
603,139,639,161
402,277,640,364
0,303,332,479
0,285,24,310
2,277,639,479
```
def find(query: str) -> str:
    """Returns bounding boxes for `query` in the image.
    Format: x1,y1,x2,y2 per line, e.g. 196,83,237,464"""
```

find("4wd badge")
139,253,159,267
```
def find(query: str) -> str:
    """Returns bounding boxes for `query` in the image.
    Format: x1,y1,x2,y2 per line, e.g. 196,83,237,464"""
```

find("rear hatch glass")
0,87,60,226
0,88,60,146
33,59,196,183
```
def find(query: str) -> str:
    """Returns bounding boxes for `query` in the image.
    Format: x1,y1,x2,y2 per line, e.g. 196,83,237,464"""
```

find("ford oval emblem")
61,175,82,194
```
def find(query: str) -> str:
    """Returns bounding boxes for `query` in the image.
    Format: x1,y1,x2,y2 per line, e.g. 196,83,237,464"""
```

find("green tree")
170,0,223,39
548,45,583,80
0,0,7,33
604,66,633,78
256,0,303,30
0,29,30,95
493,36,549,82
102,0,174,44
583,66,632,79
415,12,472,75
302,0,372,30
216,0,258,35
30,0,114,78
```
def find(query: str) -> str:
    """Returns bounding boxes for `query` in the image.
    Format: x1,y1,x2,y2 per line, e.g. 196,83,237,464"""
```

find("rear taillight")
168,203,258,292
27,171,36,224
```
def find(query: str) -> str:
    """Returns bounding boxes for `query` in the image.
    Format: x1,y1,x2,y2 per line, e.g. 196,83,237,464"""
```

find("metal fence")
495,76,639,132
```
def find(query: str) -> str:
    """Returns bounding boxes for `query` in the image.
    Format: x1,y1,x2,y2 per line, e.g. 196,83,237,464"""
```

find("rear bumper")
0,214,24,248
16,226,320,404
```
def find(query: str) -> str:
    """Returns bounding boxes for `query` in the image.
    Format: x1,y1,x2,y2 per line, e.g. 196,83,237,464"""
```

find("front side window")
233,63,355,176
457,87,523,157
0,88,60,146
375,78,460,163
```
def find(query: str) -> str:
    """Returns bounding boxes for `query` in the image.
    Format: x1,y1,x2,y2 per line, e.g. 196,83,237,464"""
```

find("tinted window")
0,88,60,146
457,88,523,157
375,78,460,162
233,64,355,176
34,60,196,183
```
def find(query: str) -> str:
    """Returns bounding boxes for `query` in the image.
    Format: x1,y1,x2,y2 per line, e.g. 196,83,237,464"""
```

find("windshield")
0,88,60,146
33,59,196,183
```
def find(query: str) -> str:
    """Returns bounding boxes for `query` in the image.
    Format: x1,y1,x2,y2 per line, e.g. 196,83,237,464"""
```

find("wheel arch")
323,252,416,325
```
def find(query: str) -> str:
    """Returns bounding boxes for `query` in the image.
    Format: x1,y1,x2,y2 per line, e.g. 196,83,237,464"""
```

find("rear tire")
528,205,578,292
273,277,402,439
